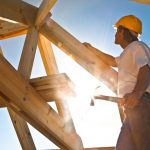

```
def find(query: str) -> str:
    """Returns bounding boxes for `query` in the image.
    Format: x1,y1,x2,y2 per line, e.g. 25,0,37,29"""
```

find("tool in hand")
90,95,124,106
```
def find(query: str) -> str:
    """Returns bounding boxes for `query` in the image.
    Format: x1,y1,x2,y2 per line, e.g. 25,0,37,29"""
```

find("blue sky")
0,0,150,149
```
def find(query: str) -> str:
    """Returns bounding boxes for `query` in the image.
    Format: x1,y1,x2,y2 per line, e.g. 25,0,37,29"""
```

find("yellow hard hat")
114,15,142,34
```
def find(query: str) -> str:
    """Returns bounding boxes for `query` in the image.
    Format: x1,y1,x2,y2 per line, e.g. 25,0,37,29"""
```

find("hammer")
90,95,124,106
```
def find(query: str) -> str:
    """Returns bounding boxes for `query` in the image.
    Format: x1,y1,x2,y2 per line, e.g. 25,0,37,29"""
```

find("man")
83,15,150,150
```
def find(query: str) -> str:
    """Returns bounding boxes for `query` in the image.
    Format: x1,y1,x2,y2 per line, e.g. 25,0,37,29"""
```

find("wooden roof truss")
0,0,124,149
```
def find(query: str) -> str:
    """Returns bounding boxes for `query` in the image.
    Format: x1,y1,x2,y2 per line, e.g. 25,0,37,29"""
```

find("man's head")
114,15,142,47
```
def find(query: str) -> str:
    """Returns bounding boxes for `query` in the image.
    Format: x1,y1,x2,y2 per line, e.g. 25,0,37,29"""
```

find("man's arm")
83,42,117,67
124,64,150,108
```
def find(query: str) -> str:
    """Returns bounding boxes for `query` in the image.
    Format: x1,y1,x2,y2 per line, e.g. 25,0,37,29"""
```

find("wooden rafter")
0,19,27,40
0,0,124,149
35,0,56,28
0,0,117,92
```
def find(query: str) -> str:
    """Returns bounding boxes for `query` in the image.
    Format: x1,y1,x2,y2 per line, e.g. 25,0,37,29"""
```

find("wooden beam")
0,19,27,40
0,73,76,108
0,29,27,40
0,46,36,149
0,0,123,122
38,34,83,147
0,0,117,92
38,34,59,74
35,0,56,28
8,26,39,150
0,0,38,25
10,26,38,150
8,110,37,150
40,19,118,93
0,55,83,150
30,73,76,101
18,27,38,79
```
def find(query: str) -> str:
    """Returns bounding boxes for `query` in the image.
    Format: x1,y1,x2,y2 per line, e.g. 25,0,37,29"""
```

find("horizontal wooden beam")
40,19,118,93
30,73,76,101
0,55,83,150
0,19,27,40
0,73,76,108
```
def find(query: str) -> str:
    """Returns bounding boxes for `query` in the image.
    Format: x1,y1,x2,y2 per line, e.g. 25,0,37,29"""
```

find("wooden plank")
0,19,27,40
0,55,83,150
40,19,118,93
35,0,56,28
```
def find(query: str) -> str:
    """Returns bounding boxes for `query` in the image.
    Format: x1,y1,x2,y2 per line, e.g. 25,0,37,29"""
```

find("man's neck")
121,40,138,49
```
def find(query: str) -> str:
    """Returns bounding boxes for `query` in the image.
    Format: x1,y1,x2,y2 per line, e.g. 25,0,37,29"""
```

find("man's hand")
83,42,93,49
123,92,141,108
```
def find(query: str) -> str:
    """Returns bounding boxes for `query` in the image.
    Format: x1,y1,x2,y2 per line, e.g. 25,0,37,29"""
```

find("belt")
144,92,150,95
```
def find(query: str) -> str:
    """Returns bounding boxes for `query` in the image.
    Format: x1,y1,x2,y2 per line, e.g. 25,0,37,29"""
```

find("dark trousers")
116,92,150,150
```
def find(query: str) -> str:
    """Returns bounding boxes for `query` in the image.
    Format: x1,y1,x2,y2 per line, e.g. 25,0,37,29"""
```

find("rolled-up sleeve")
134,44,150,69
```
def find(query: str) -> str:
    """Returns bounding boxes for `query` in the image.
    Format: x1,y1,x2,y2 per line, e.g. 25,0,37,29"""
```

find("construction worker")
83,15,150,150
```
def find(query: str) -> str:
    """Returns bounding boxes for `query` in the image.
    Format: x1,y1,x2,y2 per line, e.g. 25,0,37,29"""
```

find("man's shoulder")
129,41,149,51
